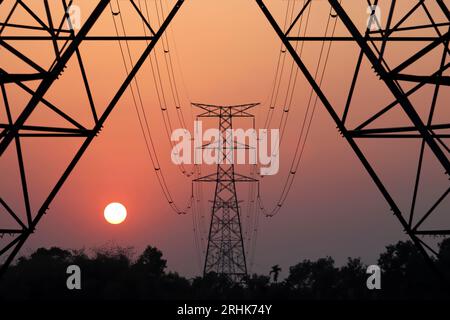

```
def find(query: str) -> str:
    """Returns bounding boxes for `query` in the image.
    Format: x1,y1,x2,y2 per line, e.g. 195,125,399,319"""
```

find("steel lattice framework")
257,0,450,281
0,0,449,287
193,103,259,281
0,0,185,278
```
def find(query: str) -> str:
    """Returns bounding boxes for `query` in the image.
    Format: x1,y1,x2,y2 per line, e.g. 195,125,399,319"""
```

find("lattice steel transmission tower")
257,0,450,282
0,0,184,278
193,103,258,281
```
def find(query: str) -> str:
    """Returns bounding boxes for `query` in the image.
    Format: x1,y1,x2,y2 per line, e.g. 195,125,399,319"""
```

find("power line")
110,1,192,215
258,1,338,217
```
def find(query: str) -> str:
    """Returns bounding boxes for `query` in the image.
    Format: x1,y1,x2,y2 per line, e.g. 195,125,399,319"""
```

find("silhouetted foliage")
134,246,167,276
337,258,368,299
1,239,450,300
287,257,339,299
270,265,281,283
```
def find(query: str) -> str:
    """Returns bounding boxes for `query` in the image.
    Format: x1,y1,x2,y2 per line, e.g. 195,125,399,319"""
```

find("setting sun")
104,202,127,225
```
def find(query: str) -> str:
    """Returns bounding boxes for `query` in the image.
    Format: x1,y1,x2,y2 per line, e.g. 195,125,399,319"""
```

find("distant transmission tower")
193,103,259,281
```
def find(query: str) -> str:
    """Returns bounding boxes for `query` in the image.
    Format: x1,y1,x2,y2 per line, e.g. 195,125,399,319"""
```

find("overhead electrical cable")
258,2,339,217
110,1,192,215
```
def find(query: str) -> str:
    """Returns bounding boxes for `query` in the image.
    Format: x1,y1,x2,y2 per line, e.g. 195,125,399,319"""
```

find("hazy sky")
1,0,449,278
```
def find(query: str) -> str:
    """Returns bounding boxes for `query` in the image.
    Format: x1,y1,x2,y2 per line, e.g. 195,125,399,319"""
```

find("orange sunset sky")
1,0,449,278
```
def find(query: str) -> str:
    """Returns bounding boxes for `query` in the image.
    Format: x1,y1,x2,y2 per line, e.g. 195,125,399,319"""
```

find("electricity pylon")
0,0,185,278
257,0,450,283
1,0,449,290
193,103,259,282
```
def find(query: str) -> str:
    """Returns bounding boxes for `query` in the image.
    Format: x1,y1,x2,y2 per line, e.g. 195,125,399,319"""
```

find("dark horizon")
1,237,449,300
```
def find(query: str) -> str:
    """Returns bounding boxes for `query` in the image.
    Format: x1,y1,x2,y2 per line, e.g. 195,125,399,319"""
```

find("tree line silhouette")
1,239,450,300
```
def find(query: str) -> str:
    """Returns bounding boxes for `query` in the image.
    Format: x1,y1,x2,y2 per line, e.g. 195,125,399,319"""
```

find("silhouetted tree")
134,246,167,276
270,264,282,283
1,238,450,300
287,257,339,299
378,240,436,299
337,257,368,299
